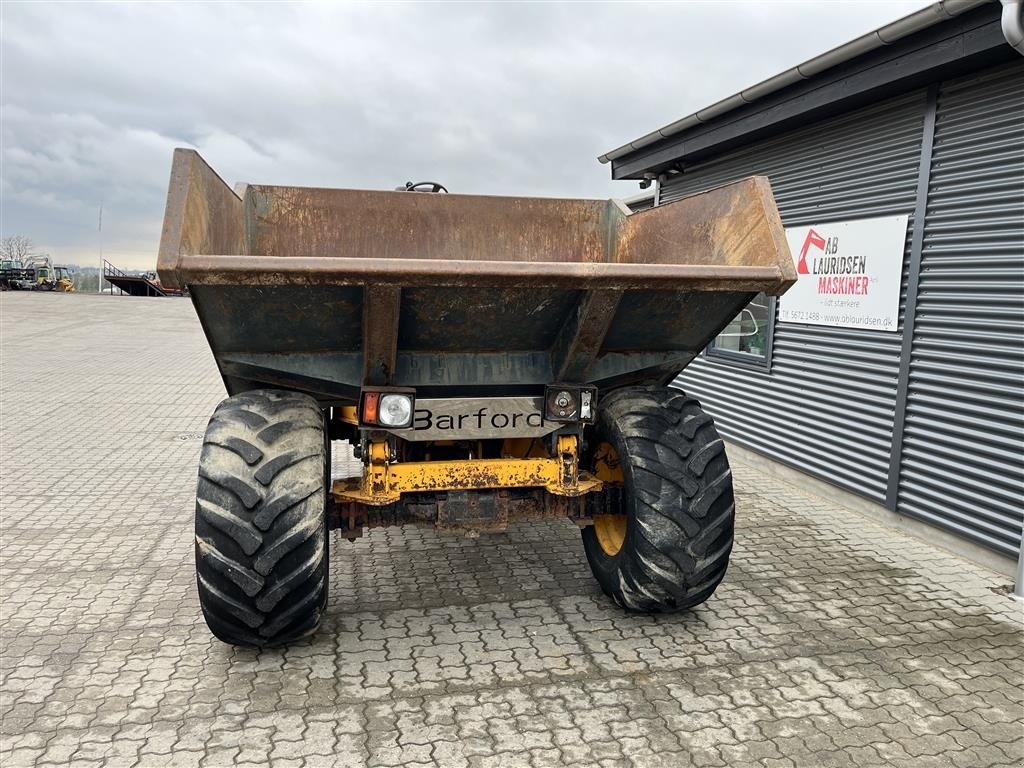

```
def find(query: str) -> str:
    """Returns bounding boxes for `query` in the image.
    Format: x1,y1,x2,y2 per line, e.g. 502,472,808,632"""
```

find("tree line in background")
1,234,45,263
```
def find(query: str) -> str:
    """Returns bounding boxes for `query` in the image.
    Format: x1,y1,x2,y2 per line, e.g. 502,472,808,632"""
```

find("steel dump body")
158,149,795,403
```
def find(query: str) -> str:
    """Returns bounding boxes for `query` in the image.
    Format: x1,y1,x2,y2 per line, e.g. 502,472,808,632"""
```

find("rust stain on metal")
157,149,245,290
160,150,794,297
551,289,623,382
613,176,792,279
331,447,601,506
176,255,789,292
249,184,614,266
362,285,401,385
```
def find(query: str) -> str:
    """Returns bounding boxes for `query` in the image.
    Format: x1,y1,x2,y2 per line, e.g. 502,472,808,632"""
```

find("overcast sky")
2,0,929,269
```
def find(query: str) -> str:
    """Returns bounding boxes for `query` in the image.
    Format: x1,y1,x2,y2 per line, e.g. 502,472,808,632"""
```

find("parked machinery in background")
0,259,33,290
27,258,76,292
1,257,75,292
36,265,77,292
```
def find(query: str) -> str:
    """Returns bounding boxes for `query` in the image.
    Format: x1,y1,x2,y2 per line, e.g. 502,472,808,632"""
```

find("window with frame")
707,292,774,367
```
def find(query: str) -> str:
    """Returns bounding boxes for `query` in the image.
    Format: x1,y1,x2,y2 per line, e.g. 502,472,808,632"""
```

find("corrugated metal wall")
663,91,927,503
897,61,1024,556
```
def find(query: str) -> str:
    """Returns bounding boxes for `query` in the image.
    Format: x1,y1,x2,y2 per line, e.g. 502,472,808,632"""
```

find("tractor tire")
195,389,329,647
582,386,734,612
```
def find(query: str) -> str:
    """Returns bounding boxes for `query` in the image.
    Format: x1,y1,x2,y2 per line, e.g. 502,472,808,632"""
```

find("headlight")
359,389,416,428
377,394,413,427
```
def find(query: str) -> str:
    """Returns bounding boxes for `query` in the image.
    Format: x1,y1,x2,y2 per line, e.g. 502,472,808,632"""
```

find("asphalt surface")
1,292,1022,768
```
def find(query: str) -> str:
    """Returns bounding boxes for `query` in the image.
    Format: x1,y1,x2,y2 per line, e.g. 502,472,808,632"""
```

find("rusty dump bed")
158,149,795,402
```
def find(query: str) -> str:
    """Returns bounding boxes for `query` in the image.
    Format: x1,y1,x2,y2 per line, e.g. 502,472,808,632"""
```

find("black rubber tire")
195,389,329,647
582,386,735,612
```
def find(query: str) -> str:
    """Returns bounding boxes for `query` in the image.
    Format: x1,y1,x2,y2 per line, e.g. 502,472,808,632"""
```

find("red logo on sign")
797,228,826,275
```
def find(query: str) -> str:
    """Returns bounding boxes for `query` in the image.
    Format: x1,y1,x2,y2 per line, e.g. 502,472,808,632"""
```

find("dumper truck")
158,149,795,647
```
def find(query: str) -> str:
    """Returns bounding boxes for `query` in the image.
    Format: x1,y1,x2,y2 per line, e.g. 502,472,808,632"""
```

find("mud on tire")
195,389,329,647
582,386,734,612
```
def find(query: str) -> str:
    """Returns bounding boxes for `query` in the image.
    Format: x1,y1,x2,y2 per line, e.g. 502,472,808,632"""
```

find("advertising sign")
780,215,908,331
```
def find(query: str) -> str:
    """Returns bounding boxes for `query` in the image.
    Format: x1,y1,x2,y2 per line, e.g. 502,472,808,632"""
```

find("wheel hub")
591,441,627,556
593,513,627,556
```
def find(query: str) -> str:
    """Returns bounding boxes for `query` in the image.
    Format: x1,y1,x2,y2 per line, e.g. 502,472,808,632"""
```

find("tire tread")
195,389,328,647
583,386,734,613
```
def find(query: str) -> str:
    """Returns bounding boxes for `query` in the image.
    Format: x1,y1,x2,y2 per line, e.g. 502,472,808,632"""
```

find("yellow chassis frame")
332,434,603,506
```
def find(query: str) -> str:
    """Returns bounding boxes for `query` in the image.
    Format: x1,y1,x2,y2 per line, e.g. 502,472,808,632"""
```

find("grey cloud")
2,1,928,269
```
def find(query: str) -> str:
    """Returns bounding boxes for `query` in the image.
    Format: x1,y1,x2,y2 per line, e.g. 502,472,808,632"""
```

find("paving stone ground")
1,292,1022,768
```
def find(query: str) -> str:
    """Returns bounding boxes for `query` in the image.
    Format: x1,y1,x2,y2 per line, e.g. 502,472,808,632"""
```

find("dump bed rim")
175,254,792,293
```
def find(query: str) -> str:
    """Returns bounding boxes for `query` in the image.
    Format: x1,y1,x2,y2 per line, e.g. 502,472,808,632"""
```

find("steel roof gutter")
597,0,991,164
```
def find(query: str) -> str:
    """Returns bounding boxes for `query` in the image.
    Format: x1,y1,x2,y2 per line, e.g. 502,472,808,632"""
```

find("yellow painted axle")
333,435,602,505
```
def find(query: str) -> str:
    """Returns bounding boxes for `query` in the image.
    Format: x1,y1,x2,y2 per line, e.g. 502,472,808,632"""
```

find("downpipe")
1012,0,1024,600
1001,0,1024,55
1014,533,1024,603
